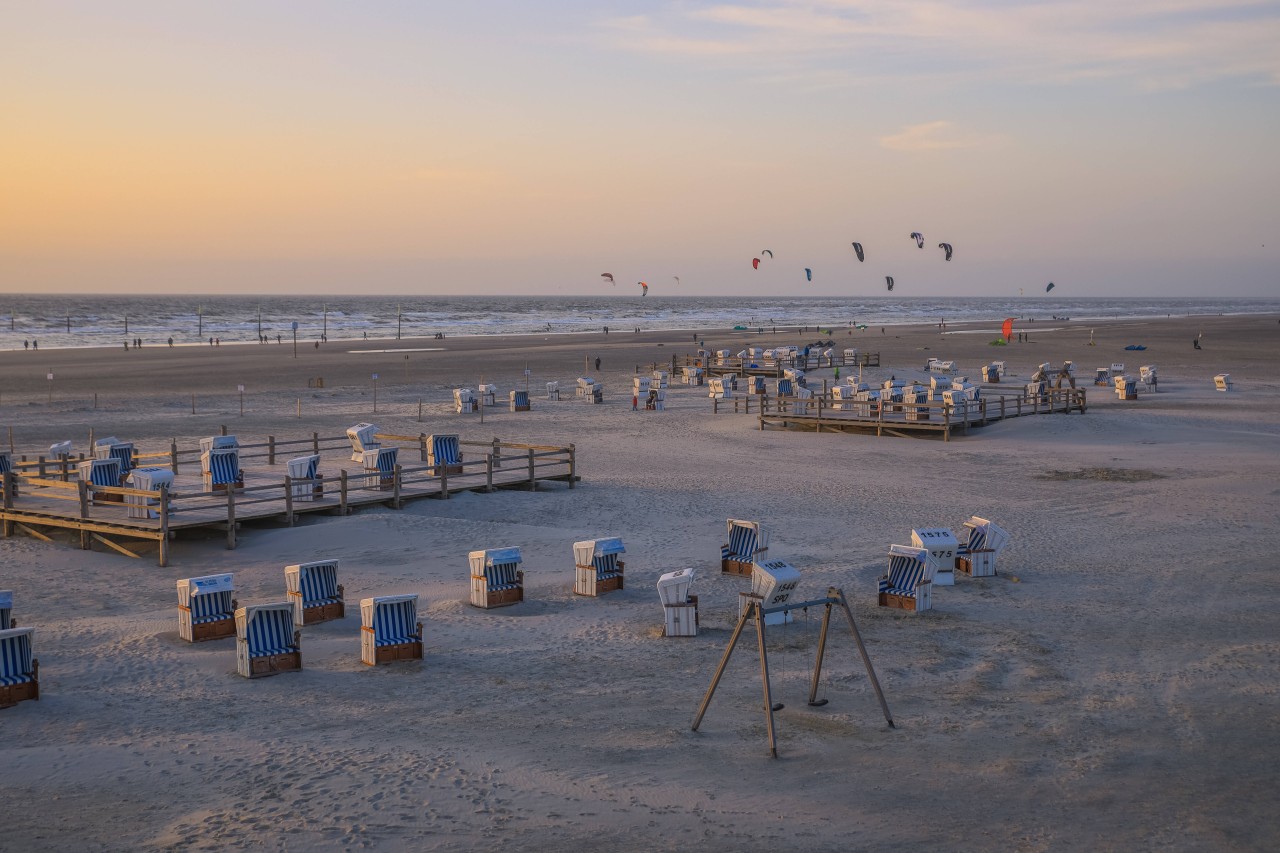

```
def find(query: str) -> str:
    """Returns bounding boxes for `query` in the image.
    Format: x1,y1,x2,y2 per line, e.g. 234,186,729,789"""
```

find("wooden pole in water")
198,305,203,338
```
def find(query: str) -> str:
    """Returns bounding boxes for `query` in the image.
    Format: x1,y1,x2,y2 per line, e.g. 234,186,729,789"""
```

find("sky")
2,1,1278,297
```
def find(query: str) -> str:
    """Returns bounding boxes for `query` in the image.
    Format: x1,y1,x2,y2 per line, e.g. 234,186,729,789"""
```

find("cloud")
594,1,1280,89
879,120,1007,151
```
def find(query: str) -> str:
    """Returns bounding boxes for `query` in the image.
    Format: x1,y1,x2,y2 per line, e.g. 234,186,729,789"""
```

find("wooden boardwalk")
671,350,880,378
1,432,576,566
743,387,1086,440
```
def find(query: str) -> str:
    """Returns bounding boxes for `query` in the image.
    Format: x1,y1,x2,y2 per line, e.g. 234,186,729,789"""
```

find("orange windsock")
1001,318,1014,340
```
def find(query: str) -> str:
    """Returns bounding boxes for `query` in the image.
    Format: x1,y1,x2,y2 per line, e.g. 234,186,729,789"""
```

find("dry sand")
2,313,1278,851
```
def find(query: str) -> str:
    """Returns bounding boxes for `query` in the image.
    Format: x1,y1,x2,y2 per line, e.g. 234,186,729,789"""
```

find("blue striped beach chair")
0,590,13,629
469,547,524,608
1114,375,1138,400
126,467,173,520
78,458,123,504
426,434,462,476
347,423,380,462
955,516,1010,578
573,538,626,597
776,378,793,397
360,595,423,665
177,573,237,642
287,454,322,501
878,544,933,613
362,446,398,490
0,627,38,708
94,438,135,477
510,389,531,411
201,448,242,494
285,560,344,626
746,376,766,395
235,603,301,678
722,519,768,577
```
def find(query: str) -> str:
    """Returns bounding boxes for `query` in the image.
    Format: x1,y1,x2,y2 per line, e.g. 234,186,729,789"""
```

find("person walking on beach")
595,357,601,372
632,392,639,411
168,337,174,347
24,340,29,350
32,339,37,350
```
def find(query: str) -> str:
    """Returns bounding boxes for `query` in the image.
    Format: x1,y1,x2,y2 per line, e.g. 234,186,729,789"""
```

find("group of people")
22,340,38,350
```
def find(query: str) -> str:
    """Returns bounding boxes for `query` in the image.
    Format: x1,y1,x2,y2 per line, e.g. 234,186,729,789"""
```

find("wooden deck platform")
1,432,577,566
671,350,880,377
751,387,1086,439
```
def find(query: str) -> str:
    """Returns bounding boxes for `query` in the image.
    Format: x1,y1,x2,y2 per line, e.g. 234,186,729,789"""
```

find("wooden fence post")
170,440,179,474
226,487,236,549
313,432,320,454
393,465,402,509
486,453,494,491
284,476,295,525
159,485,170,567
38,456,46,479
268,435,276,465
2,471,13,537
568,444,576,488
439,460,448,500
527,448,536,491
492,437,501,468
78,480,90,549
340,470,349,515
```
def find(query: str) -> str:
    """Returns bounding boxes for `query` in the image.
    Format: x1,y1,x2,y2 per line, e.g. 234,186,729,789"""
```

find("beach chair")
426,434,462,476
910,528,959,587
94,437,135,479
1093,368,1110,386
657,569,698,637
201,447,243,494
739,559,801,626
719,373,740,391
360,595,423,665
784,368,806,388
681,366,704,386
576,377,596,398
981,364,1001,383
722,519,768,577
125,466,173,519
1110,363,1125,378
48,440,74,459
0,628,38,708
546,381,560,400
287,454,322,501
744,376,765,395
454,388,477,413
1025,380,1048,405
709,378,732,399
715,349,732,366
78,458,123,504
177,573,237,642
633,376,651,395
992,361,1005,378
235,603,301,678
1114,375,1138,400
1214,373,1232,392
1139,365,1157,389
285,560,344,625
776,378,793,397
646,389,666,411
510,389,531,411
831,384,858,410
652,370,668,389
469,547,524,609
347,423,380,462
955,516,1010,578
199,435,238,454
877,544,933,613
362,446,399,490
0,591,13,629
904,386,930,422
0,451,14,495
478,384,497,406
573,537,626,597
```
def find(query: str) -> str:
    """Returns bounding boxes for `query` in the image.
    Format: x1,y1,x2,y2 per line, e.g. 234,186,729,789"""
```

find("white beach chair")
201,447,243,493
546,381,560,400
739,559,801,627
48,441,74,463
877,544,933,613
651,370,668,389
657,569,698,637
287,454,322,501
347,423,380,462
199,435,238,454
469,547,524,609
910,528,959,587
285,560,344,626
1110,362,1125,378
722,519,768,577
125,466,173,519
1214,373,1232,391
573,538,625,597
177,573,237,642
362,446,399,490
633,376,652,395
955,516,1010,578
360,595,423,665
1139,365,1157,389
235,603,301,678
904,386,930,422
509,389,531,411
0,590,13,629
478,384,497,407
681,366,704,386
0,627,38,708
426,434,462,476
709,378,732,399
454,388,477,413
576,377,596,398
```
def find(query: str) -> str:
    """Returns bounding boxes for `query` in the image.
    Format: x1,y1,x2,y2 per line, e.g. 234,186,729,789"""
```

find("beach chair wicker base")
878,591,925,612
475,585,523,609
302,600,345,625
365,640,424,666
0,666,38,708
189,616,236,642
663,596,699,637
956,553,997,578
246,651,302,678
721,558,754,577
210,480,244,495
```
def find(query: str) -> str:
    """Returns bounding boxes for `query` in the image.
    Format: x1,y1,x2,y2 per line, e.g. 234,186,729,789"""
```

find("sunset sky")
2,1,1278,297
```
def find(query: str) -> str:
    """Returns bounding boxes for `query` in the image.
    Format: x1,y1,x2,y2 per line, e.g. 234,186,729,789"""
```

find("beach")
2,312,1278,851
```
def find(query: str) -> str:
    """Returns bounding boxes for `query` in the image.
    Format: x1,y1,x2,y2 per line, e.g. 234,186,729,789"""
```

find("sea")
2,295,1277,351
